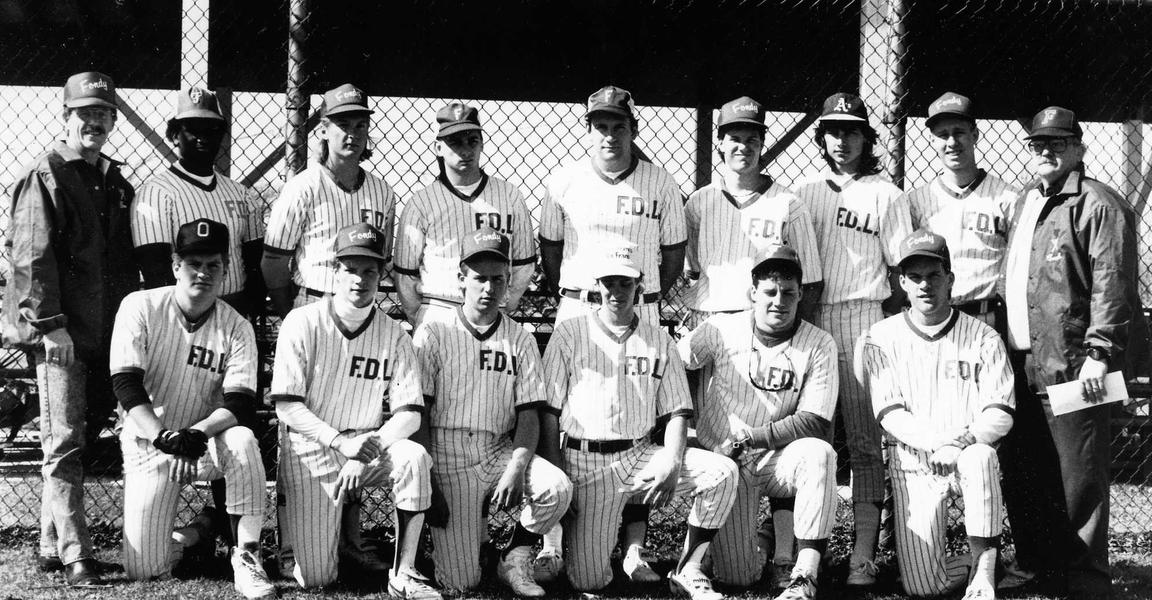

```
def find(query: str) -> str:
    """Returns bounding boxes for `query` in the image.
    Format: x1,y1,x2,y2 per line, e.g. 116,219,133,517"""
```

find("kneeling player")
272,223,439,598
863,231,1014,599
111,219,273,599
678,245,837,600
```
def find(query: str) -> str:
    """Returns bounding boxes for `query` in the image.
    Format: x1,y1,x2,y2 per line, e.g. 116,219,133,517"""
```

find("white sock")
541,524,563,555
237,514,262,549
795,547,820,577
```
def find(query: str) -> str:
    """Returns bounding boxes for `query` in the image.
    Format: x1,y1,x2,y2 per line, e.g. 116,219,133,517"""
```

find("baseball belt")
954,297,1003,316
565,436,640,453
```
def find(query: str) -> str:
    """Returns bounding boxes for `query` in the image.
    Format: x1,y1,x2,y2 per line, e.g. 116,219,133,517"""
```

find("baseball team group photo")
2,2,1152,600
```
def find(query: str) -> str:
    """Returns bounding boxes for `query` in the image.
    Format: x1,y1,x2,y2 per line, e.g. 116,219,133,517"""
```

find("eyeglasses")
748,344,797,392
1027,139,1073,154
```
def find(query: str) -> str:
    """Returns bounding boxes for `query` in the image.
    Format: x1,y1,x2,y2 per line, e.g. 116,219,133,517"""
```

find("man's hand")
168,455,199,484
1078,356,1109,404
333,460,366,505
928,445,962,477
42,328,75,368
625,449,682,508
711,437,744,461
153,429,209,458
333,431,382,462
492,462,527,511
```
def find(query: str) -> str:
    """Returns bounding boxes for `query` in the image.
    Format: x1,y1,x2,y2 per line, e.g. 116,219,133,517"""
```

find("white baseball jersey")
539,157,686,290
907,170,1019,304
795,171,912,303
394,174,536,302
542,313,692,440
110,287,258,442
685,180,823,311
413,309,546,435
678,312,838,449
132,167,265,296
264,163,397,293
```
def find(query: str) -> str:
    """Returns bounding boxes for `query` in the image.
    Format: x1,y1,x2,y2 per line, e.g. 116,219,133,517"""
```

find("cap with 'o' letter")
898,229,952,271
172,87,225,122
1024,106,1082,140
176,218,230,256
718,96,767,132
63,72,117,110
925,92,975,129
586,85,636,121
752,244,803,280
460,226,511,264
335,222,387,261
436,103,483,139
322,83,373,117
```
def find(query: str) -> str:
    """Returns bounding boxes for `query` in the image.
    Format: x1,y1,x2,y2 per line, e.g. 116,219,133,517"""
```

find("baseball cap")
717,96,767,132
818,92,869,124
925,91,975,129
751,245,802,279
63,71,117,110
175,218,230,256
898,229,951,270
460,226,510,264
592,247,642,280
321,83,373,117
171,87,225,122
586,85,636,120
1024,106,1082,139
436,103,483,139
334,223,387,261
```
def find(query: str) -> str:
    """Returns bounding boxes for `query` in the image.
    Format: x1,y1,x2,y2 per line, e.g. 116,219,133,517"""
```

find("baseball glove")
153,428,210,458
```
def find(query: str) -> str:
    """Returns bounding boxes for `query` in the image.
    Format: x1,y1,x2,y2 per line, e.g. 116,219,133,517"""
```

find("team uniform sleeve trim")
263,244,294,256
511,255,537,267
984,403,1015,416
270,394,306,404
540,406,562,416
538,236,563,247
391,264,420,276
422,394,437,405
111,366,146,376
656,408,695,426
391,403,425,414
659,240,688,252
876,403,906,423
514,401,548,413
223,386,258,398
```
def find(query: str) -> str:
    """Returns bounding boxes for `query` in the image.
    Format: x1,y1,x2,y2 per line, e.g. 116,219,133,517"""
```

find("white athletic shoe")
962,583,996,600
388,566,442,600
774,570,817,600
845,558,878,586
497,546,546,598
669,566,724,600
532,549,565,583
622,546,661,583
231,549,276,599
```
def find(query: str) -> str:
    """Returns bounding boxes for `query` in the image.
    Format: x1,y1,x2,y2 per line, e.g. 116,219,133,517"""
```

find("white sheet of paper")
1046,371,1128,416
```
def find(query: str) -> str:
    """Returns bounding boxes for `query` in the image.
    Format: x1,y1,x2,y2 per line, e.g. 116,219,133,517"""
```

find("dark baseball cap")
175,218,230,256
898,229,951,270
436,103,483,139
334,223,387,261
752,245,802,279
63,72,117,110
586,85,636,120
1025,106,1082,139
321,83,373,117
819,92,869,124
460,226,510,264
718,96,767,132
172,86,225,122
925,91,975,129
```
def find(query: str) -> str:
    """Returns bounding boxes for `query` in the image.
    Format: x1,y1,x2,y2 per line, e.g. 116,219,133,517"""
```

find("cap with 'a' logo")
752,244,803,280
63,71,117,110
925,91,975,128
334,222,386,261
586,85,636,120
172,86,226,122
718,96,767,132
321,83,373,117
460,226,510,264
592,246,642,279
1024,106,1082,140
175,218,230,256
818,92,869,124
898,229,951,270
436,102,483,139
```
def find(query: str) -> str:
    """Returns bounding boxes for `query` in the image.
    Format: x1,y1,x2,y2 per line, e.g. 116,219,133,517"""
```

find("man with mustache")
2,71,139,586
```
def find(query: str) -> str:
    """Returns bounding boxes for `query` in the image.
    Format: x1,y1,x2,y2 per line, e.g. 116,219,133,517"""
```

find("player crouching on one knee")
679,245,838,600
862,231,1015,599
111,219,274,599
272,223,440,599
539,247,738,600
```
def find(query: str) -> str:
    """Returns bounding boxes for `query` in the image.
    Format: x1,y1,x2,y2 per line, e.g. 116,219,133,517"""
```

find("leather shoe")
36,554,63,572
65,559,101,586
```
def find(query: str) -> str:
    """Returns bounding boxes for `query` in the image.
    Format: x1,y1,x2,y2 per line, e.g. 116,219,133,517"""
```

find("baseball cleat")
622,546,661,583
846,557,878,586
774,571,817,600
532,549,565,583
668,567,724,600
962,584,996,600
771,560,797,590
497,546,546,597
231,549,277,599
388,566,442,600
339,543,390,573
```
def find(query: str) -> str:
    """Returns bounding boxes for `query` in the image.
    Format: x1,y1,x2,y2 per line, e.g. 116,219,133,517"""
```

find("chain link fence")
1,0,1151,569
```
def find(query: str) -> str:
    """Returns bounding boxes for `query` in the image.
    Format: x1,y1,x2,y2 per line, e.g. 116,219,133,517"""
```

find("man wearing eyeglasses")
999,107,1150,599
677,245,837,600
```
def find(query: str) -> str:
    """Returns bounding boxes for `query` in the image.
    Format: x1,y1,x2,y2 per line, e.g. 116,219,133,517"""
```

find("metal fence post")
695,104,713,190
286,0,311,178
883,0,908,189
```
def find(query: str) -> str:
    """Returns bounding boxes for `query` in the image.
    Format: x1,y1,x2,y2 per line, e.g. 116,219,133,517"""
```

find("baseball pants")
121,426,266,579
712,438,836,587
279,434,432,588
429,429,572,590
815,300,885,503
564,440,738,591
890,444,1004,597
555,296,661,328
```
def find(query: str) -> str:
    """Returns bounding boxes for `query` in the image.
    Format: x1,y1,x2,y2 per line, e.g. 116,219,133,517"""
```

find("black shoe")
36,554,64,572
65,559,102,586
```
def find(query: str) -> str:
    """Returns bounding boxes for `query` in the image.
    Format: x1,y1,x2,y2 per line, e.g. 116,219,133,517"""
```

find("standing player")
794,92,912,585
905,92,1017,330
132,87,266,316
539,248,737,600
678,245,838,600
863,231,1015,599
414,227,571,596
111,219,274,599
271,223,439,598
393,104,536,325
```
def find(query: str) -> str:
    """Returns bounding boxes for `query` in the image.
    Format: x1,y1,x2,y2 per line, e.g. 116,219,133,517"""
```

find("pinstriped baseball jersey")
270,298,423,429
393,174,536,302
795,171,912,303
685,180,823,311
132,167,265,296
413,309,546,435
678,312,838,449
541,313,692,440
906,171,1019,304
110,287,257,441
863,310,1015,468
539,157,686,291
264,163,397,293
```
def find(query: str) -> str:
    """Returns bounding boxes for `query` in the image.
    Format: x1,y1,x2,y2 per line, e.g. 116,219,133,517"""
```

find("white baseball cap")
592,246,642,279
